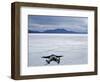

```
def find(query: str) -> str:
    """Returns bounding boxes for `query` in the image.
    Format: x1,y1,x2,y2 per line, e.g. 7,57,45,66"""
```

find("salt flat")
28,34,88,66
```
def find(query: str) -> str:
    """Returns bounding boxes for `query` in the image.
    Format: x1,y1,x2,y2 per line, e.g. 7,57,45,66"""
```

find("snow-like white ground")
28,34,88,66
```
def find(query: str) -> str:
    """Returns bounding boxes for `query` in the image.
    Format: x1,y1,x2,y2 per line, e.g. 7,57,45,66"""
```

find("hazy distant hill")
43,29,77,33
28,29,87,34
28,30,40,33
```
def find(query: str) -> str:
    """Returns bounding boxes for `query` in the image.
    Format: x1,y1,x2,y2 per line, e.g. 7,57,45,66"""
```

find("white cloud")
28,16,88,32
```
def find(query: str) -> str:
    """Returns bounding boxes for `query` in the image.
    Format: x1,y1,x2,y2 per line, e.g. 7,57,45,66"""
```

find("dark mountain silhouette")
28,30,40,33
43,29,77,33
28,29,87,34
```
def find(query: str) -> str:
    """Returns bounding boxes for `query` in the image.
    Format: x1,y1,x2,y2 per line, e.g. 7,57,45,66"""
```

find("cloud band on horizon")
28,15,88,33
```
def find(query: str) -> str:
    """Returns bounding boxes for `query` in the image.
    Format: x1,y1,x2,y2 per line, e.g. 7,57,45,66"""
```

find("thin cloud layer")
28,15,88,33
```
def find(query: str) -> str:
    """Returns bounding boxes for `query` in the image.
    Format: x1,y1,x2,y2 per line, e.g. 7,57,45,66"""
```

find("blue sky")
28,15,88,33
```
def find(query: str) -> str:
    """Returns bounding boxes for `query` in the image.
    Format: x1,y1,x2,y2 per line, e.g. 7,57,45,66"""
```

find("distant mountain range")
28,29,87,34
